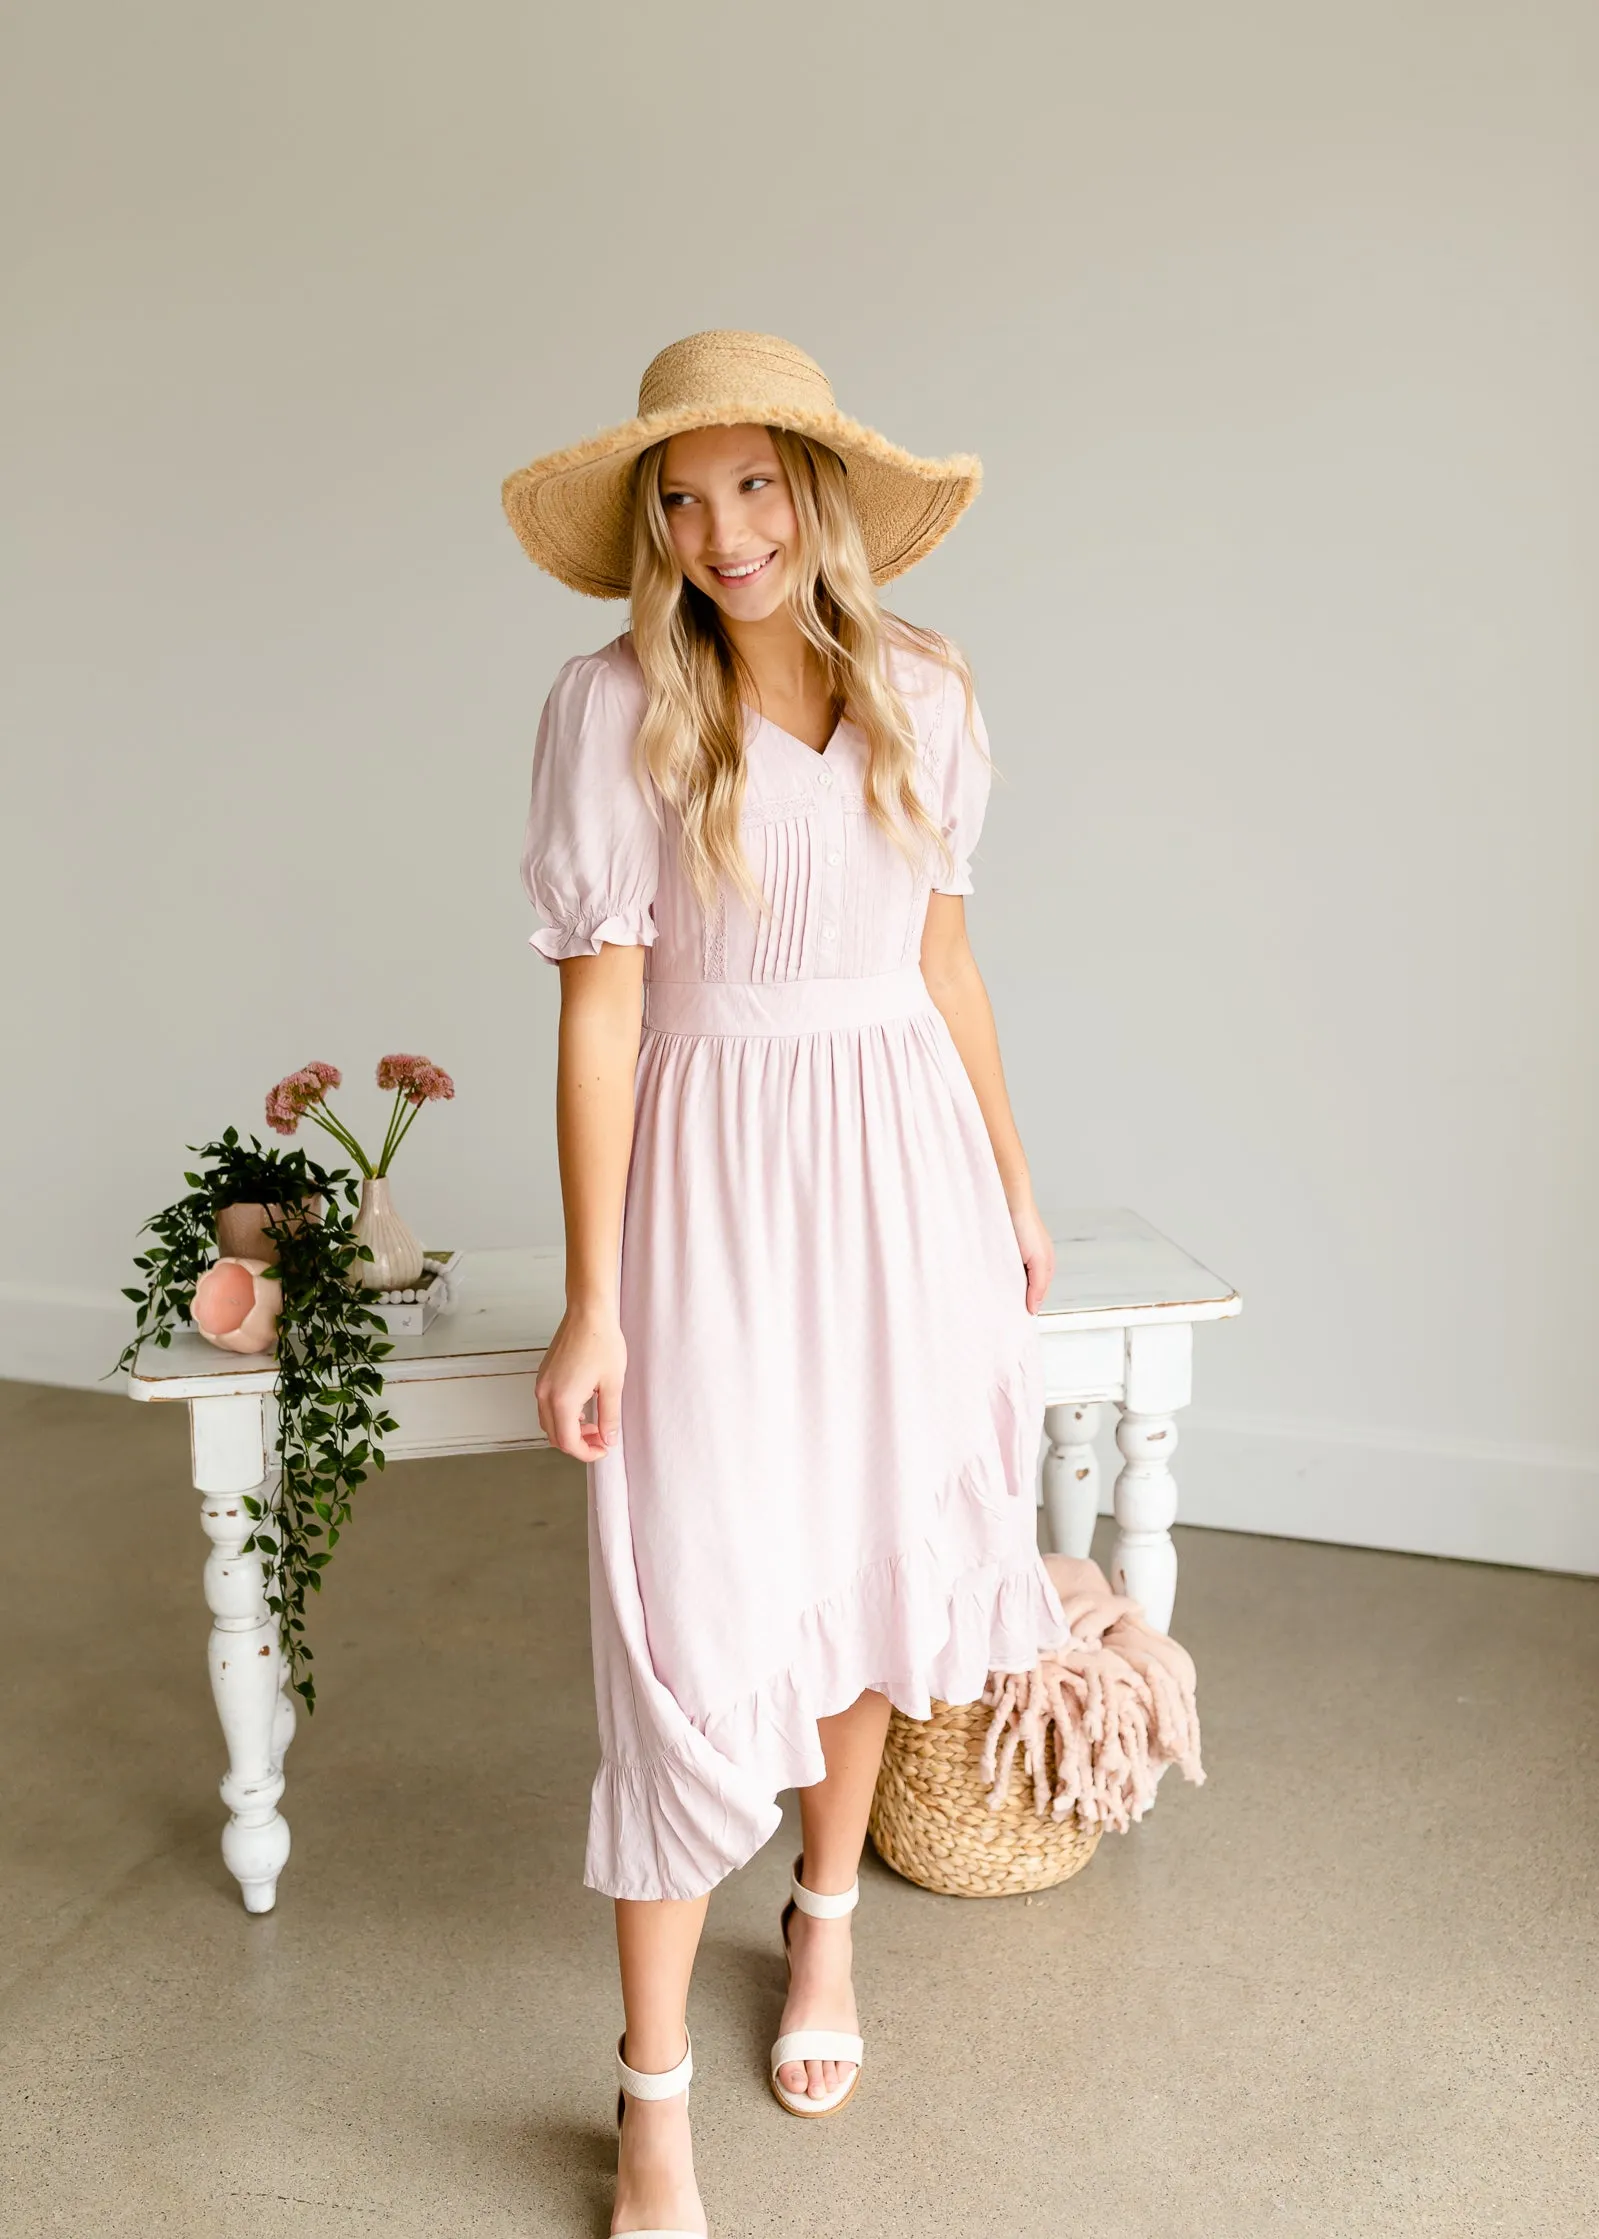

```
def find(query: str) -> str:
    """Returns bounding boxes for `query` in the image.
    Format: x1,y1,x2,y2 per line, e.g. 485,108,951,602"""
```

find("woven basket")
868,1697,1103,1897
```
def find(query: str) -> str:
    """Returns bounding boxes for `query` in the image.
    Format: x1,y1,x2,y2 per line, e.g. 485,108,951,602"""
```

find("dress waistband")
642,964,937,1039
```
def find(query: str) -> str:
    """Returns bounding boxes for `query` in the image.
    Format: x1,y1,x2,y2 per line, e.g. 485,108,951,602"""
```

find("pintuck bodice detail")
685,716,932,987
521,631,987,990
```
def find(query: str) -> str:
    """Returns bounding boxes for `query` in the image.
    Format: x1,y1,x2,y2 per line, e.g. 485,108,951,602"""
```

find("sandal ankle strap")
615,2027,693,2101
789,1853,859,1919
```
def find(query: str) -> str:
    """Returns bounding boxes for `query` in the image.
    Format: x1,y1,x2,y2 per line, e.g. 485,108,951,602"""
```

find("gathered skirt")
582,963,1071,1902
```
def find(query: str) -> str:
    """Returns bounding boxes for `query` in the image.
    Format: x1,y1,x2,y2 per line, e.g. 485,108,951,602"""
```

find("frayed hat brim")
501,392,980,601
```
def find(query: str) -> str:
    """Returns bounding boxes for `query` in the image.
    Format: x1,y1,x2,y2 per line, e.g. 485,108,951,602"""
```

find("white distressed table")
127,1209,1239,1912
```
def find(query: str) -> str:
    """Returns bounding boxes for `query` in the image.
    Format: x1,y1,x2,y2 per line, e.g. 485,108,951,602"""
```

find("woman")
502,331,1069,2239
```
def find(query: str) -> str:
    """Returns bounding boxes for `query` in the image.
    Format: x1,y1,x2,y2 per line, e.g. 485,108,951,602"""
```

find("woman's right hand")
536,1301,627,1461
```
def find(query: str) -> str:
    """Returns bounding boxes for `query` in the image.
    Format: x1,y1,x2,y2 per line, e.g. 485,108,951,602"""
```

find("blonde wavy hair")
627,426,977,923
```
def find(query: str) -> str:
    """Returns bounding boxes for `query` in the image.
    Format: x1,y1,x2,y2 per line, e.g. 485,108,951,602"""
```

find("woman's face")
657,424,798,622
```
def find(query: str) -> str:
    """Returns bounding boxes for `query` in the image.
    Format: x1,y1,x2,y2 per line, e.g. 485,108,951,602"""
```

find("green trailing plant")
111,1129,397,1713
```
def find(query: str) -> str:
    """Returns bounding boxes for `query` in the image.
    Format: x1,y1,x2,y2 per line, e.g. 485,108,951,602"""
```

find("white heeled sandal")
769,1854,865,2118
613,2028,704,2239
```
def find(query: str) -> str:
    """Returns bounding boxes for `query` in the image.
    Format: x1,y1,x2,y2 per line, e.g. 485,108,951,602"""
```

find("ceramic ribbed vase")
351,1177,424,1291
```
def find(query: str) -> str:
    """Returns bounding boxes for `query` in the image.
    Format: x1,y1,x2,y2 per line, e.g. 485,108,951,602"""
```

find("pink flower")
265,1066,336,1136
191,1257,282,1356
376,1053,456,1107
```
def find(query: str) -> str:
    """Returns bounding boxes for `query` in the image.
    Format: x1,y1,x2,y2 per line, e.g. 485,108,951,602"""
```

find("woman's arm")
919,892,1054,1313
534,942,647,1460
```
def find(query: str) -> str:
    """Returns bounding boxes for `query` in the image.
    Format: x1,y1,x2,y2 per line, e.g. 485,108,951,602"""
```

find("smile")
709,550,778,585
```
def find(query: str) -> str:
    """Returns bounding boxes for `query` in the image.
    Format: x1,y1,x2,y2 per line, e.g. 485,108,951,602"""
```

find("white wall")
4,2,1595,1568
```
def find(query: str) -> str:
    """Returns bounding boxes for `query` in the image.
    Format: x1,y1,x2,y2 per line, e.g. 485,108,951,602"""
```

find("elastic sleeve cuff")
929,865,975,896
528,906,658,961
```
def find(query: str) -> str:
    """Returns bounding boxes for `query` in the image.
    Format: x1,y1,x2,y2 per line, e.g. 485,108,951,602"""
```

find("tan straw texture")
868,1699,1103,1898
501,330,982,600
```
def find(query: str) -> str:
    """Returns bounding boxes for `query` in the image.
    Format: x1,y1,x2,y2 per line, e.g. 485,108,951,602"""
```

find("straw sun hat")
500,330,982,601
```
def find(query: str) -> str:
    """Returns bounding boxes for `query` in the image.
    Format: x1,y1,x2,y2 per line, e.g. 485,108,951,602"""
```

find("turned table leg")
1109,1322,1193,1636
192,1394,293,1912
1041,1401,1101,1558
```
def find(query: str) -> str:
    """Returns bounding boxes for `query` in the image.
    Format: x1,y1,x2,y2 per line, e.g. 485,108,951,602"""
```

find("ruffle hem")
584,1334,1070,1902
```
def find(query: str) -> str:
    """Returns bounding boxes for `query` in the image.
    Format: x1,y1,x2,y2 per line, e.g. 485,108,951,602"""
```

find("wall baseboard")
0,1282,133,1393
1078,1408,1599,1578
8,1288,1595,1577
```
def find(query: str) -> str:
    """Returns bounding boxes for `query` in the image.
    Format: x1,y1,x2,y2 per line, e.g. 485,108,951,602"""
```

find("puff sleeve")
520,645,661,961
929,662,994,896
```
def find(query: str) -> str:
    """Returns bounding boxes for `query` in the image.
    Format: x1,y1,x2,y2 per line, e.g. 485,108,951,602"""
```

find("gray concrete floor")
1,1378,1594,2239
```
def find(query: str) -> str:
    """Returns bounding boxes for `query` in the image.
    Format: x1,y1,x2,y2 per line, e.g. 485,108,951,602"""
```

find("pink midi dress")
521,629,1070,1903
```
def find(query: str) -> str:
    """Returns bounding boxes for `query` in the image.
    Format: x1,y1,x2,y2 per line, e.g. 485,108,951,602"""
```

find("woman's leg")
775,1685,893,2101
612,1893,710,2239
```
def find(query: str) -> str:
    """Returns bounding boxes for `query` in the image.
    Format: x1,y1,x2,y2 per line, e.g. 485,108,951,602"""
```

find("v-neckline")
745,703,845,761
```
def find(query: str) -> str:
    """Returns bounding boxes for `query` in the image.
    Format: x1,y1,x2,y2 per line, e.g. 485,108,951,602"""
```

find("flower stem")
308,1103,373,1178
375,1089,408,1177
380,1096,426,1172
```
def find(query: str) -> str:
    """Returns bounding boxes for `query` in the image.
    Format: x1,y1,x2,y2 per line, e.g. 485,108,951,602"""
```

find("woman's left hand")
1009,1195,1055,1314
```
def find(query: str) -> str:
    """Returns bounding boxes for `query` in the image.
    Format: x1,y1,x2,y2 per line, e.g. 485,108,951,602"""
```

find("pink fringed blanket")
980,1555,1206,1833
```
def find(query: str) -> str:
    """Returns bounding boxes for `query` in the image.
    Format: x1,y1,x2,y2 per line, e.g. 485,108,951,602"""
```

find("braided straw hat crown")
501,330,982,601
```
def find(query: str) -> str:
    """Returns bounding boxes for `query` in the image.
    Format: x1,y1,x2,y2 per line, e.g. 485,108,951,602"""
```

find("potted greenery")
114,1056,455,1710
